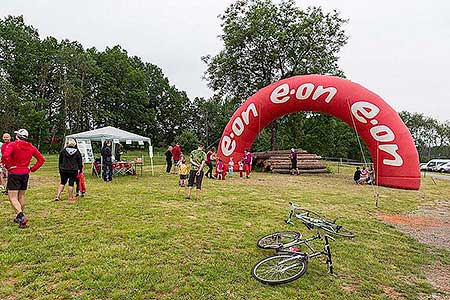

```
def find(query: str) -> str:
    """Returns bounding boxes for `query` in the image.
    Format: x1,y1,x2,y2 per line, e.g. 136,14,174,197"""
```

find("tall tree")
203,0,348,149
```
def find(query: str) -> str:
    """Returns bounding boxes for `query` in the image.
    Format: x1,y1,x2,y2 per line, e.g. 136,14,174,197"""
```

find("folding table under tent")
65,126,154,176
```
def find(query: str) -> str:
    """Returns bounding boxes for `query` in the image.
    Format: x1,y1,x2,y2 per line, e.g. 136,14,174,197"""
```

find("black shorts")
187,170,204,190
7,174,29,191
60,171,78,187
180,174,188,180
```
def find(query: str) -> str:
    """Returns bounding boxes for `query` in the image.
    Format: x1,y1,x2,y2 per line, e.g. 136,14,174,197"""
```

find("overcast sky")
1,0,449,121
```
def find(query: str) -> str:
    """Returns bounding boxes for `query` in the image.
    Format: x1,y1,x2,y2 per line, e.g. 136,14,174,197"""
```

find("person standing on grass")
172,143,182,174
115,143,124,161
238,160,244,178
186,143,207,200
101,140,113,182
178,158,189,187
205,147,216,179
54,138,83,201
0,133,12,191
228,157,234,177
289,148,299,175
2,129,45,228
165,146,173,174
243,149,253,179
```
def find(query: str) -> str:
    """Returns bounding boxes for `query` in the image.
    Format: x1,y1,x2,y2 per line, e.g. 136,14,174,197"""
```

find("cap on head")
14,129,29,140
291,148,295,152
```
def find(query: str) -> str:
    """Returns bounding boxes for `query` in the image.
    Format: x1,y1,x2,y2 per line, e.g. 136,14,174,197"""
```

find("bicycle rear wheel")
252,254,308,285
257,231,301,249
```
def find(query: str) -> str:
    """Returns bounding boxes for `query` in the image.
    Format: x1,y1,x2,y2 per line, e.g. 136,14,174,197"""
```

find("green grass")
0,157,449,300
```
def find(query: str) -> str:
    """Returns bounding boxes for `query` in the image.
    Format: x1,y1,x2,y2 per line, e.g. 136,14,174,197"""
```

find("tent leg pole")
151,157,154,176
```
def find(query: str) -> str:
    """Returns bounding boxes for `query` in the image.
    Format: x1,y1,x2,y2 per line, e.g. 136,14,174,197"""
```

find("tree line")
1,0,449,161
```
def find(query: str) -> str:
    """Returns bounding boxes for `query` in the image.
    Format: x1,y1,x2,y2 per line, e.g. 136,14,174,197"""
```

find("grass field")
1,155,449,300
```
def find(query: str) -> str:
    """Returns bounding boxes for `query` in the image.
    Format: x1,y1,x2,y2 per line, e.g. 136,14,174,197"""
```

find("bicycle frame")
277,228,335,274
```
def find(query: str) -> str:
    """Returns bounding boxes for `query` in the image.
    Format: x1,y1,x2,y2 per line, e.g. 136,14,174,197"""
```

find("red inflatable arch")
217,75,420,190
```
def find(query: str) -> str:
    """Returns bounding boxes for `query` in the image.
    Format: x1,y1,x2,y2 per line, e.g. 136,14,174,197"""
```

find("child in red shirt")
216,158,225,180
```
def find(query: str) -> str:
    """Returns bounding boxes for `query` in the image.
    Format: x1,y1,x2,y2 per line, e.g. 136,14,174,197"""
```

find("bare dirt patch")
379,201,450,300
378,201,450,250
382,286,405,300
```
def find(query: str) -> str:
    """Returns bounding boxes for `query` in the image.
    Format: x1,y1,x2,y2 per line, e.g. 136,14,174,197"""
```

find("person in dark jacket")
115,143,123,161
55,138,82,201
3,129,45,228
165,146,173,174
101,140,113,182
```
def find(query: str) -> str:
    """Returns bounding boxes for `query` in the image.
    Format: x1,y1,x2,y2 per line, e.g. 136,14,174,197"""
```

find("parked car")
438,162,450,173
421,159,450,172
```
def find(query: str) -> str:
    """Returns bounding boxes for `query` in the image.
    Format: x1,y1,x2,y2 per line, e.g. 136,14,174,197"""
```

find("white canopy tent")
65,126,154,176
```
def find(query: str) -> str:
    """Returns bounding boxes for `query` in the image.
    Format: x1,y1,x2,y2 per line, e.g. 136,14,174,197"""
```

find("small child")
216,158,225,180
76,166,86,197
228,157,234,177
238,160,244,178
179,159,189,187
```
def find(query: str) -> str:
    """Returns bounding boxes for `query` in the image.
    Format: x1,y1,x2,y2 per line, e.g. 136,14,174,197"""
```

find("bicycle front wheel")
257,231,301,249
252,254,308,285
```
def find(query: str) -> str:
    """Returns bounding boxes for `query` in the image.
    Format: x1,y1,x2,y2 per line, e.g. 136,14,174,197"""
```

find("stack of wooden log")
254,149,327,174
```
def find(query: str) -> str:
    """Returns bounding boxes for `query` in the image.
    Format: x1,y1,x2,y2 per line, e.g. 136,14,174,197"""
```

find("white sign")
138,141,144,146
126,140,132,145
76,139,94,163
113,139,120,144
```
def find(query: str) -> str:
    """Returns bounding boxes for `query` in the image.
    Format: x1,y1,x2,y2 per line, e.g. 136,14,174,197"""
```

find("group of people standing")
165,143,182,174
204,147,253,180
164,142,254,200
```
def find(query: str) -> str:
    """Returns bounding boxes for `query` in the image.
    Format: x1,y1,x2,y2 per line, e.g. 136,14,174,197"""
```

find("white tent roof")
66,126,151,144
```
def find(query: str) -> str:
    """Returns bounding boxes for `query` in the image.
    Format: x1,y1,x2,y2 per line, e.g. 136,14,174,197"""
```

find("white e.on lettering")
351,102,380,123
379,144,403,167
221,136,236,157
370,125,395,142
270,83,290,103
295,83,314,100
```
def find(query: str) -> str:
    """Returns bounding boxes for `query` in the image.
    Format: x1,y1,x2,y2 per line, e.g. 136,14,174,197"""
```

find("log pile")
254,149,327,174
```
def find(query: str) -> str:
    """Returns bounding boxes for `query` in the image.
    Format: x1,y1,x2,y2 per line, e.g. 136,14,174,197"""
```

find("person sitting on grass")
367,166,375,185
354,167,361,184
359,166,369,184
178,158,189,187
186,143,207,200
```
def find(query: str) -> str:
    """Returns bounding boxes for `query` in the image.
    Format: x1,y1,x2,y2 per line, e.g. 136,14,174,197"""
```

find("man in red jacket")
172,143,182,174
2,129,45,228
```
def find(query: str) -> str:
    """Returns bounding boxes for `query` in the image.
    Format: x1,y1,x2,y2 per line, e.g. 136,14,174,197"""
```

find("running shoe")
18,215,28,228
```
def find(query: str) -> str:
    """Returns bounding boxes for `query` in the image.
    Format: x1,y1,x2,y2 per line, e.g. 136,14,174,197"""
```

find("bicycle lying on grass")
251,202,355,285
